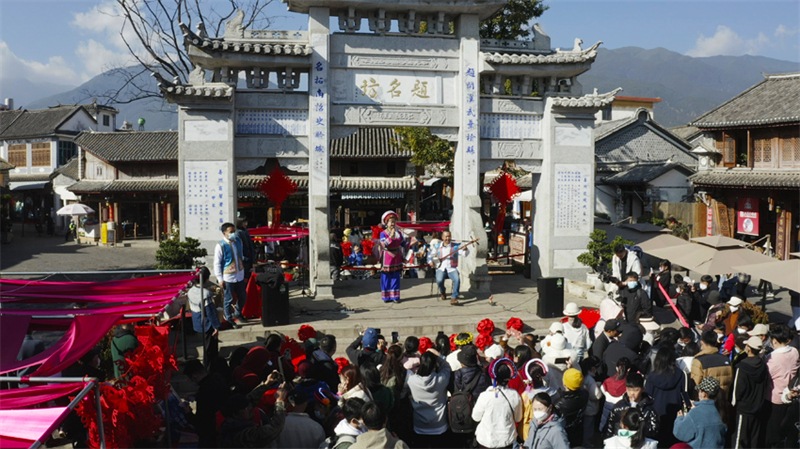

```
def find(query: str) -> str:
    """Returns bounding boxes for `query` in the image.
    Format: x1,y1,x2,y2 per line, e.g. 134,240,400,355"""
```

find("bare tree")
88,0,273,104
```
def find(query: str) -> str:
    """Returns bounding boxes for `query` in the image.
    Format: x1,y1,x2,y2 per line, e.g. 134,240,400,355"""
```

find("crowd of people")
167,278,800,449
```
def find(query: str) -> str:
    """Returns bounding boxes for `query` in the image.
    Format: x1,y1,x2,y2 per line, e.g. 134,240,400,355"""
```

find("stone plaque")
553,164,591,237
353,73,440,104
349,55,446,70
236,109,309,135
555,125,591,147
553,249,585,269
184,120,228,142
480,113,541,139
340,106,450,126
184,161,229,239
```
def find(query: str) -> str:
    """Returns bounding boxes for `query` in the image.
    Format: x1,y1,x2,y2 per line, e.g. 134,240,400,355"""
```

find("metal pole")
180,304,187,360
0,376,96,383
164,390,172,448
1,269,196,276
200,270,207,367
24,380,97,449
95,382,106,449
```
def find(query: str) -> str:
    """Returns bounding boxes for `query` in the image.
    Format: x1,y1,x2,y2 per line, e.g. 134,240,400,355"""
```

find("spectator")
184,360,229,448
351,402,410,449
218,383,287,448
603,408,658,449
358,362,395,418
673,376,727,449
650,259,672,308
472,358,523,449
618,272,652,323
446,332,474,371
732,336,768,449
328,397,366,449
604,372,659,440
592,319,622,379
309,334,340,392
271,389,326,448
644,346,687,446
554,367,589,446
110,323,139,378
612,244,644,286
338,365,368,406
330,232,344,281
522,392,570,449
562,302,592,359
690,331,733,400
580,356,604,446
405,349,451,446
601,357,631,432
763,324,800,447
346,327,386,367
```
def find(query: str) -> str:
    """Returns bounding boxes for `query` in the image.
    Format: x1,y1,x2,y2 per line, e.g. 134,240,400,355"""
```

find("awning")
341,192,406,200
9,181,49,191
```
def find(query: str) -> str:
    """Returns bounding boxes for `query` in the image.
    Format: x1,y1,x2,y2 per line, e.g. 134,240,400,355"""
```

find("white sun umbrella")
652,242,775,276
733,259,800,293
56,203,95,216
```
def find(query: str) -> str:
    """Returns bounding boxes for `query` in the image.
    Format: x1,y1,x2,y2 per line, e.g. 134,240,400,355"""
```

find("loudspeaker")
261,283,290,326
537,277,564,318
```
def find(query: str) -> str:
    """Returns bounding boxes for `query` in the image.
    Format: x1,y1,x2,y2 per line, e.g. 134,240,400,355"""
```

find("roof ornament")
532,23,550,51
224,9,245,38
196,22,208,39
189,65,206,86
572,38,583,52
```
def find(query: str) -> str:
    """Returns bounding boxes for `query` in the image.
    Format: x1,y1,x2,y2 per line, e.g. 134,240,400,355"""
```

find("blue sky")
1,0,798,90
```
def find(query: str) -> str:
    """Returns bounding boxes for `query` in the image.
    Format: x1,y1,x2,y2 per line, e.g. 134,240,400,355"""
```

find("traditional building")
689,72,800,259
0,103,118,230
594,109,698,221
157,0,617,296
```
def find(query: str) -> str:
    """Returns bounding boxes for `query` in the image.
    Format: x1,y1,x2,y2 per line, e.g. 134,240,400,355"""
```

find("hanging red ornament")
488,171,520,234
258,166,298,227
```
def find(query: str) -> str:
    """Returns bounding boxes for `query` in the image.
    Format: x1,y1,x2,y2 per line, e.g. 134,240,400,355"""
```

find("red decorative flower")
476,318,495,336
335,357,350,374
418,337,434,353
475,333,493,350
297,324,317,342
361,239,374,256
449,333,457,352
579,308,601,330
506,317,524,332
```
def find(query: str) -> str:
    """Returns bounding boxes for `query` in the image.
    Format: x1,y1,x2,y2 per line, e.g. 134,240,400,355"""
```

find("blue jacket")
672,400,726,449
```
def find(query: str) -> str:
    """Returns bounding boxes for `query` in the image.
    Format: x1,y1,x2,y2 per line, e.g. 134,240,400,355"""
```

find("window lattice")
753,138,772,166
7,144,26,167
31,142,50,166
782,136,800,167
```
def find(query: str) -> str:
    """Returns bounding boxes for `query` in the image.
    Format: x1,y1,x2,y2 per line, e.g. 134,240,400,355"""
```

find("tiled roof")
330,128,412,159
9,173,51,182
0,157,14,171
0,106,89,140
551,87,621,109
595,110,696,166
181,23,312,57
482,41,601,65
691,73,800,128
52,157,79,180
670,125,702,141
75,131,178,162
602,162,693,186
689,169,800,189
237,175,416,195
153,72,234,100
68,178,178,193
0,110,24,135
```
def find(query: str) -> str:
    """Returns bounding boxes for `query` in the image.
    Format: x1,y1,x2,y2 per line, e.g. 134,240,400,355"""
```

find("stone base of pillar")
469,265,492,294
314,279,335,300
458,195,491,294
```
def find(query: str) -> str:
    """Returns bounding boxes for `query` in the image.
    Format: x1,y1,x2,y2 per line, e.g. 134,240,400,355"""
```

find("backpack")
318,434,357,449
625,245,644,263
448,372,482,434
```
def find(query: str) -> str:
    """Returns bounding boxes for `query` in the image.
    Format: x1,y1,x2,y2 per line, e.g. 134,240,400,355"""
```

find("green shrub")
577,229,632,272
155,237,207,269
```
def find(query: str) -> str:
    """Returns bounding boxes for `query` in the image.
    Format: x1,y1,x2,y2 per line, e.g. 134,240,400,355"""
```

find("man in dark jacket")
309,334,340,392
618,272,652,323
346,327,385,367
731,336,768,448
219,386,287,448
603,322,648,376
604,372,659,440
592,319,622,380
554,368,589,446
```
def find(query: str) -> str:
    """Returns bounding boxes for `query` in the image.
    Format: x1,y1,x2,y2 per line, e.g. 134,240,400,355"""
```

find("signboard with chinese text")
480,113,541,139
509,232,527,265
353,73,441,105
184,161,229,239
553,164,591,237
236,109,308,135
736,197,759,236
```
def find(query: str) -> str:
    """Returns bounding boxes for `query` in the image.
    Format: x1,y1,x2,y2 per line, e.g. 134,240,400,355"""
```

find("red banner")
736,197,759,236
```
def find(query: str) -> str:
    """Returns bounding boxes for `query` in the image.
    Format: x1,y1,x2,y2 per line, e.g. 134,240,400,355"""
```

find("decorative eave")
181,22,312,70
481,41,601,77
283,0,508,20
689,169,800,190
550,87,622,109
482,41,600,65
153,72,233,102
237,174,417,194
689,117,800,129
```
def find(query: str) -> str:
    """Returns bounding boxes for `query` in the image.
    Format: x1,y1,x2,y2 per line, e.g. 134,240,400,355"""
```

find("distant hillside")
22,48,800,130
580,47,800,127
26,68,178,131
1,77,76,110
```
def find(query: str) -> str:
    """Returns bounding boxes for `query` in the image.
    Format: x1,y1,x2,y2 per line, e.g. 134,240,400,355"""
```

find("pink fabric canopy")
0,383,85,410
397,221,450,233
0,272,194,303
0,315,31,369
0,314,121,376
0,407,71,447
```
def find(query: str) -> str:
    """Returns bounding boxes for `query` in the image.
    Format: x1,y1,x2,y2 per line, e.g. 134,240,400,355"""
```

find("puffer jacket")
604,393,659,440
453,365,490,403
553,388,588,447
645,368,687,417
690,346,733,396
523,413,570,449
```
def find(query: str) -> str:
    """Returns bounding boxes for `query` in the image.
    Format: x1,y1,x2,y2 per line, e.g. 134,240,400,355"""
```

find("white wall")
59,110,96,133
595,184,616,219
651,170,692,202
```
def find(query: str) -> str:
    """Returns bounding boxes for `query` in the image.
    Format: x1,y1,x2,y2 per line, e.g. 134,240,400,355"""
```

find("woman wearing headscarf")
379,211,407,303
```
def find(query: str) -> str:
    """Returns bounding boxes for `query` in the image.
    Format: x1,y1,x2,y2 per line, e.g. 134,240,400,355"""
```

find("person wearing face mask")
618,272,652,324
731,336,767,449
690,331,733,401
723,297,744,335
673,282,696,324
693,275,720,322
603,408,658,449
214,222,247,328
327,397,367,449
522,392,570,449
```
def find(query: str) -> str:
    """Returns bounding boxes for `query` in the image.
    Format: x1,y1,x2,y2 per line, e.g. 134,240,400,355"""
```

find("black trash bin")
537,277,564,318
256,265,290,326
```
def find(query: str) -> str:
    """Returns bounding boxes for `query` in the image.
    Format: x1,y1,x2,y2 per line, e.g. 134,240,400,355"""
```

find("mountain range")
10,46,800,131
